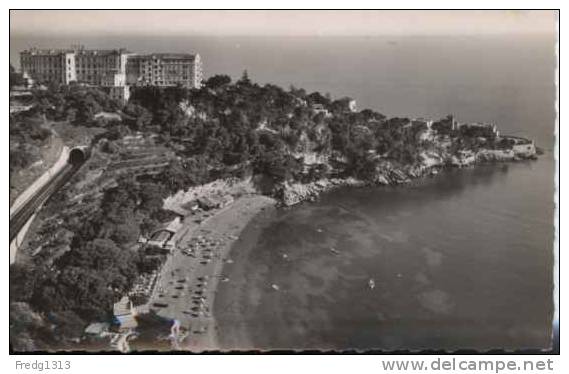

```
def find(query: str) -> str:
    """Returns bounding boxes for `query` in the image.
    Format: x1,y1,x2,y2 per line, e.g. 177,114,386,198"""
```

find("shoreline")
212,202,279,350
278,152,540,207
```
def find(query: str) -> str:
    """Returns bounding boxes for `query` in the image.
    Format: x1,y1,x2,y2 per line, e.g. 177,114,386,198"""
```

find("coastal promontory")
9,73,538,351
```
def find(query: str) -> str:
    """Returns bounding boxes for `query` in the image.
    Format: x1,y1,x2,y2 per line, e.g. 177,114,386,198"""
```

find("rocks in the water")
277,144,537,206
280,177,365,206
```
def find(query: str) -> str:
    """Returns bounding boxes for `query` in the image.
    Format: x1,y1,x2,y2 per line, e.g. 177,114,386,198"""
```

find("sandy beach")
141,194,276,351
211,204,281,351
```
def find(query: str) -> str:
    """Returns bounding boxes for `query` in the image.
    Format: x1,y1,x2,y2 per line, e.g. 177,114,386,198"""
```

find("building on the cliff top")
73,48,131,87
312,103,332,117
459,122,500,139
411,118,434,129
348,99,357,112
126,53,203,89
333,97,357,112
20,47,204,103
503,135,536,156
20,48,78,85
20,47,133,102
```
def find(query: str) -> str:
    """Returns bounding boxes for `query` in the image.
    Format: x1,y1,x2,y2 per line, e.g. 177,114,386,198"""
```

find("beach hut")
84,322,110,336
197,196,217,211
113,296,138,330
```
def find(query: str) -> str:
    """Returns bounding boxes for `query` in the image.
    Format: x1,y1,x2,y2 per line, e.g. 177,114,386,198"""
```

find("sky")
10,10,557,37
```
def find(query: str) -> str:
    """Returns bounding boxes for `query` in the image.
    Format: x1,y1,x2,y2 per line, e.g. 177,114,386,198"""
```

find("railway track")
9,161,82,242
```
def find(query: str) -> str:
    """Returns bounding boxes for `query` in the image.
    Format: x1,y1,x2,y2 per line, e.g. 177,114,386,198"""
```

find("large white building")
20,48,78,85
20,47,133,102
19,47,203,103
126,53,203,89
74,48,131,87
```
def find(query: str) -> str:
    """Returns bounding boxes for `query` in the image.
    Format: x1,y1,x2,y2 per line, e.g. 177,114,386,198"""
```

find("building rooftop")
22,48,130,56
130,53,198,61
75,49,131,56
21,48,73,56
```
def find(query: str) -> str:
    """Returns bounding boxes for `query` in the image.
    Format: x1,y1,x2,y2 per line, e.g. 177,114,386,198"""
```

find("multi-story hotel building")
20,48,131,86
73,48,131,87
20,48,203,103
20,47,132,102
126,53,203,89
20,49,77,85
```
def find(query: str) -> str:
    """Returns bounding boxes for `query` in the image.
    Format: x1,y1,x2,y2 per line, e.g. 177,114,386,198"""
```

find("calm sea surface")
216,157,554,350
11,34,557,349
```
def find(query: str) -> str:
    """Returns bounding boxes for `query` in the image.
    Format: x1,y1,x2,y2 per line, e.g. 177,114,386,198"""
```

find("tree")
238,70,251,86
123,103,152,131
307,91,331,106
9,146,36,173
10,64,25,89
137,182,166,213
110,222,140,246
255,149,301,183
51,266,115,320
205,74,231,89
49,310,87,340
74,95,103,124
10,264,39,303
346,147,377,181
58,238,138,283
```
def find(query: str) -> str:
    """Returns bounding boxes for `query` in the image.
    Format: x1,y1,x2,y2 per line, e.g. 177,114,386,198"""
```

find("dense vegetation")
122,73,395,184
9,114,52,173
10,64,25,89
28,83,121,125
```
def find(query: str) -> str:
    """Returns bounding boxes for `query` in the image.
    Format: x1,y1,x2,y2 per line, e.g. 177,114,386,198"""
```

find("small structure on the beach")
196,196,217,211
147,230,173,250
84,322,110,336
113,296,138,330
196,194,234,211
219,194,234,208
164,216,183,232
181,200,200,212
147,215,184,251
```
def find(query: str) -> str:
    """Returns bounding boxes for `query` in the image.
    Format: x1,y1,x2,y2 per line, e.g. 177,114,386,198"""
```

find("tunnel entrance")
68,148,87,165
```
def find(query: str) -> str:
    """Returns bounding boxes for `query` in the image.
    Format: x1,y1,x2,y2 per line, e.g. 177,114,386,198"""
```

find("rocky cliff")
279,143,537,207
